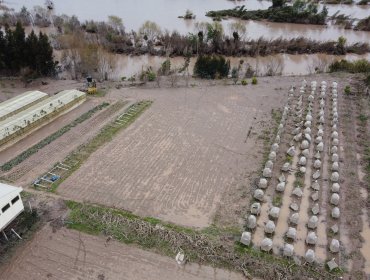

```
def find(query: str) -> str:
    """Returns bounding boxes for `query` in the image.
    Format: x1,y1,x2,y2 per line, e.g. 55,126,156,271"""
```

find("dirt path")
0,225,245,280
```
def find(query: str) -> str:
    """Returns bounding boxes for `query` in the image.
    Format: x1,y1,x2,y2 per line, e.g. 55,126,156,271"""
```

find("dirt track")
0,225,244,280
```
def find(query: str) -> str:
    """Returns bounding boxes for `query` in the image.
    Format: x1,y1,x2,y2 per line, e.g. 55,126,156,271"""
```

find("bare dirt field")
57,79,289,228
0,225,244,280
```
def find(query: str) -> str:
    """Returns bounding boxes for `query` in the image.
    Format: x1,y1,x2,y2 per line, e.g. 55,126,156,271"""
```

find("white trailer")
0,183,24,232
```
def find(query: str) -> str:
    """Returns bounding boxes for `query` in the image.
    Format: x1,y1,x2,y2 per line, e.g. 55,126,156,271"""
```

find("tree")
108,15,124,34
194,55,230,79
139,21,161,42
229,22,246,41
0,22,56,76
336,36,347,55
272,0,285,8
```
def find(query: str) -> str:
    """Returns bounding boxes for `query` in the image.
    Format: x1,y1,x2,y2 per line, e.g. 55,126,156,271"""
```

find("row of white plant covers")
0,89,86,146
0,91,48,121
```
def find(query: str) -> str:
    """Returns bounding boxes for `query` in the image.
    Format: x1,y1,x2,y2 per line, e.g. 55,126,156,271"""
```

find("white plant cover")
308,215,318,229
300,166,306,173
302,149,310,158
282,162,290,172
315,136,323,144
314,151,321,159
263,168,272,178
331,172,339,182
265,160,274,169
287,146,296,157
314,159,322,169
240,232,251,246
332,162,339,171
301,140,309,149
290,213,299,225
304,121,312,128
306,231,318,245
317,129,324,137
279,174,286,183
312,170,321,179
269,207,280,219
304,127,311,134
332,138,339,146
332,207,340,219
292,187,303,197
283,243,294,257
305,249,315,263
250,202,261,215
330,239,340,253
316,142,324,152
271,143,279,152
330,193,340,205
286,227,297,240
247,215,257,229
265,220,276,234
275,135,281,144
332,153,339,162
269,151,276,161
311,180,320,191
299,156,307,166
259,178,268,189
254,189,265,201
276,182,286,192
331,146,338,154
312,203,320,215
331,183,340,193
261,238,273,252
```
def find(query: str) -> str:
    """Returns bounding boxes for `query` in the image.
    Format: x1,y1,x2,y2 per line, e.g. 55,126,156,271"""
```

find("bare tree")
264,56,285,76
307,56,333,74
97,48,116,80
138,21,162,42
108,15,124,34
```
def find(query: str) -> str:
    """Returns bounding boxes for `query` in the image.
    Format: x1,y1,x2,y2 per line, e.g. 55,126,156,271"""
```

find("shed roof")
0,91,48,121
0,183,22,199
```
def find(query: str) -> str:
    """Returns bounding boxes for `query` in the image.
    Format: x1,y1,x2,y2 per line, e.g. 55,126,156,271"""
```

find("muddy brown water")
6,0,370,43
64,52,370,80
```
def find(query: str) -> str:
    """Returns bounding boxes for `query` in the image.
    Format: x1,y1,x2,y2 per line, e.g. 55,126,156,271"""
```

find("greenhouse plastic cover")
0,90,86,142
0,91,48,121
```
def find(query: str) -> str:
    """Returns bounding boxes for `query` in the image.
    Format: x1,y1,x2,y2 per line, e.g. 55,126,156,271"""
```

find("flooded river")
94,52,370,79
6,0,370,43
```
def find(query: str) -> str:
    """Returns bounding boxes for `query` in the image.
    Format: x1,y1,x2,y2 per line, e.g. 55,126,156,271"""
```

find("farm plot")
58,86,283,228
0,225,244,280
241,79,349,268
0,101,128,186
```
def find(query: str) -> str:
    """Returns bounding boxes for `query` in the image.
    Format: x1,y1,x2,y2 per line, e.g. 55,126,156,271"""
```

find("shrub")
241,79,248,86
252,77,258,85
344,85,351,95
329,59,370,73
193,55,230,79
147,71,156,81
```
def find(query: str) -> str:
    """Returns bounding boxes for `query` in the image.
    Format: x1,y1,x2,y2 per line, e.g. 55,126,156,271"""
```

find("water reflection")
6,0,370,43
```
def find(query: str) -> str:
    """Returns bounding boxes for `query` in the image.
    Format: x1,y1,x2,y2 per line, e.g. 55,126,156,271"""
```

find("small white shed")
0,183,24,232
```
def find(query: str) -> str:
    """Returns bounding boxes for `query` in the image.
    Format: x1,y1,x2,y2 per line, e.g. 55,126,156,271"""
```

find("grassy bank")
1,102,110,172
65,201,337,279
49,100,152,192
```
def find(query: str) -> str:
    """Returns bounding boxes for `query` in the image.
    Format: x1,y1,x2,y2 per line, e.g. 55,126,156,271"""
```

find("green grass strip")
49,100,152,192
65,201,337,280
1,102,110,172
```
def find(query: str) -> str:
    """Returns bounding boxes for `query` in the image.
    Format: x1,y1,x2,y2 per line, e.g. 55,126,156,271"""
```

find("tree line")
0,22,56,76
